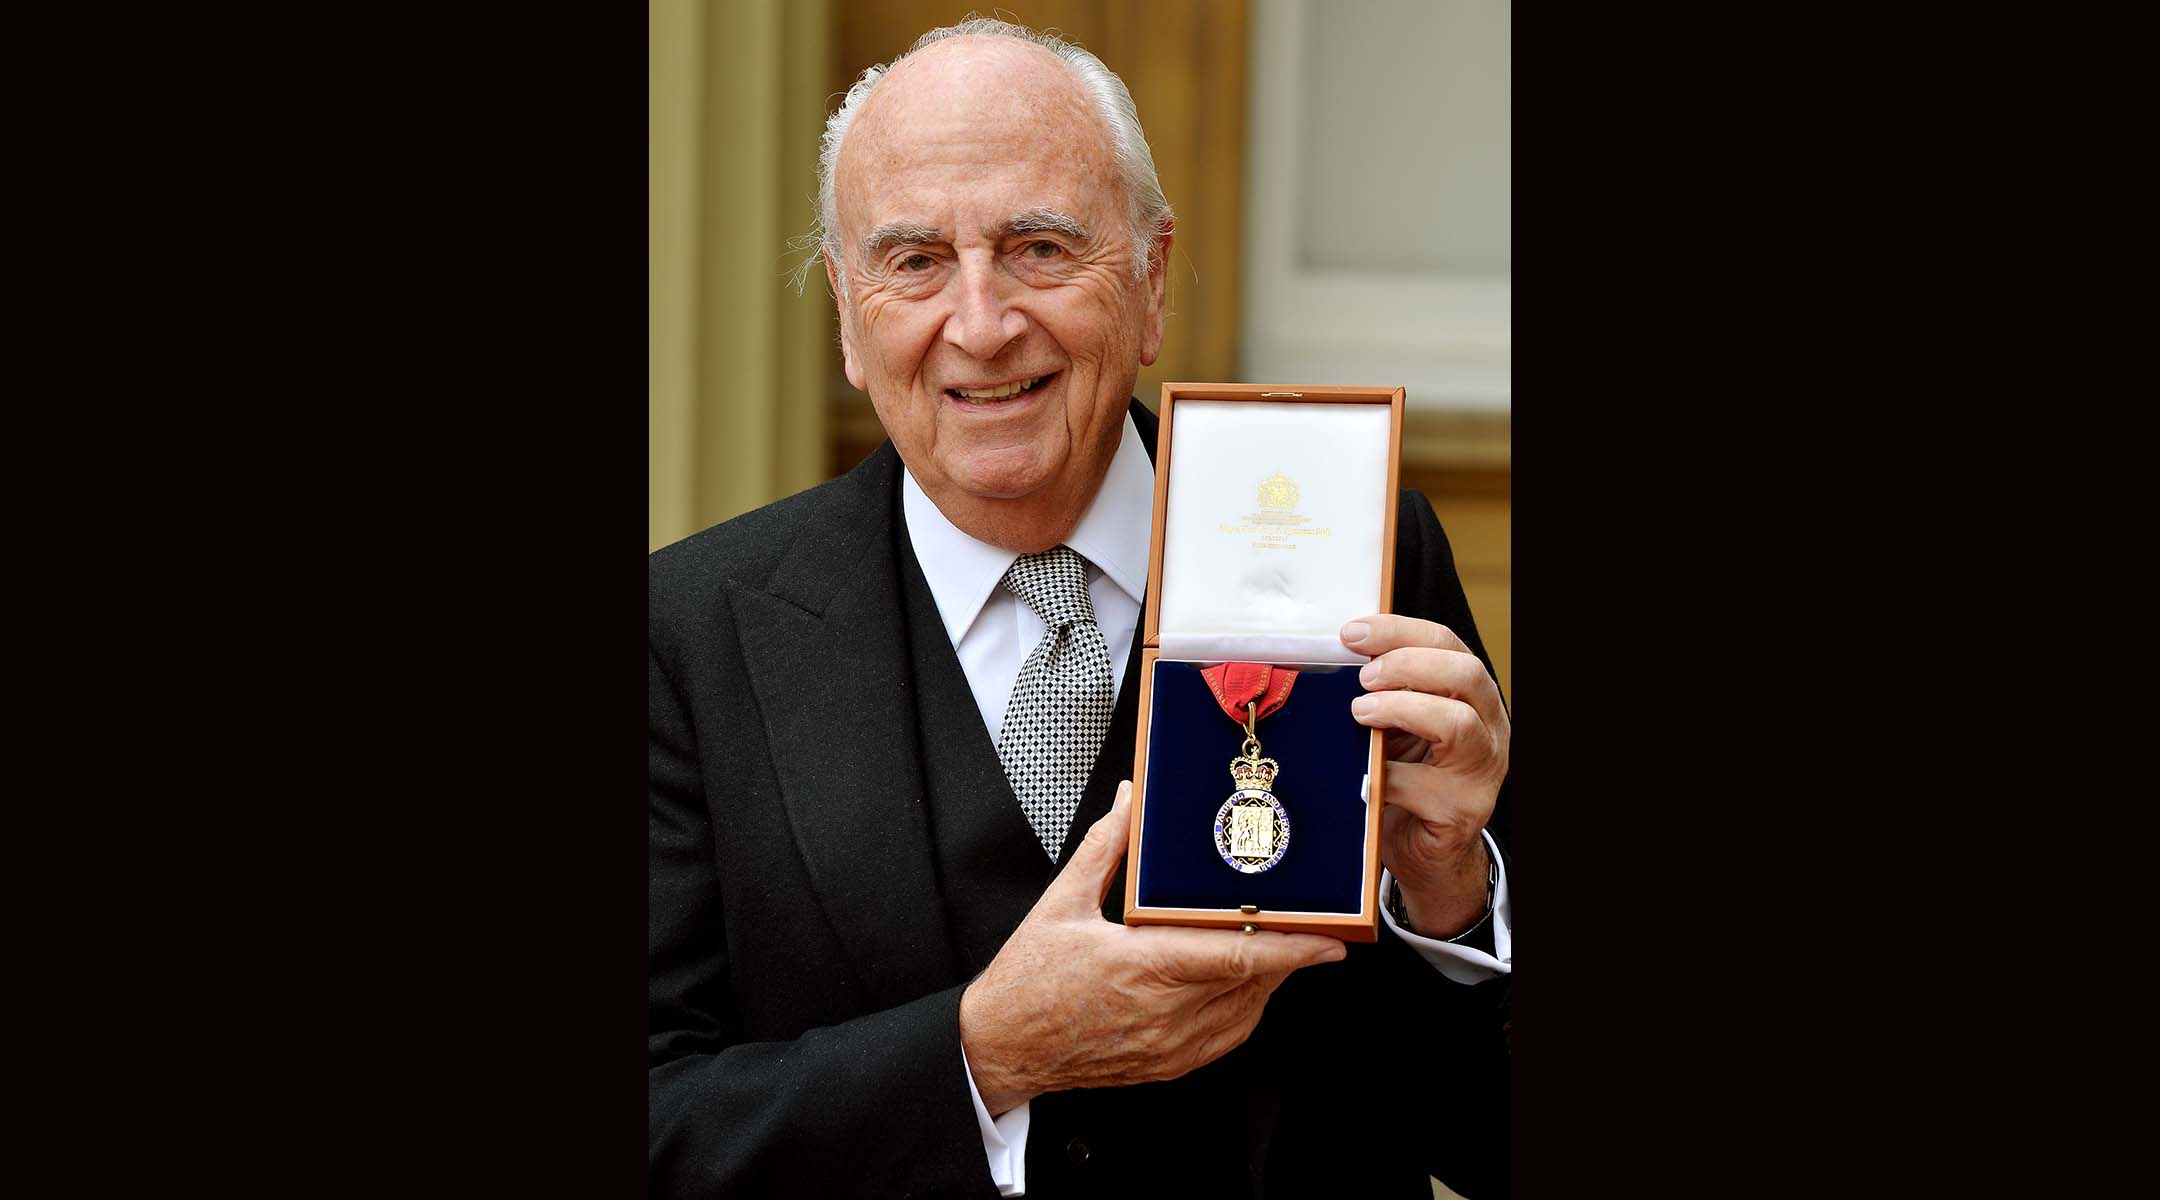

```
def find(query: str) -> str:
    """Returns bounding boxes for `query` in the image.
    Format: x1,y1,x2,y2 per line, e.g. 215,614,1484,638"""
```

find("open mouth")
947,373,1052,404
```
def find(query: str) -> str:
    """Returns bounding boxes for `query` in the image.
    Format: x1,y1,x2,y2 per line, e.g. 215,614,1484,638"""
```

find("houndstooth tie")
997,546,1115,861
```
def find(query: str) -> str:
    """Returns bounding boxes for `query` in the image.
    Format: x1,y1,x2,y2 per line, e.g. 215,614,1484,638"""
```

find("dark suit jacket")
650,400,1512,1198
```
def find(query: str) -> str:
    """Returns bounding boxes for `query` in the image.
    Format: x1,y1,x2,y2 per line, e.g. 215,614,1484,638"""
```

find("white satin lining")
1155,633,1368,665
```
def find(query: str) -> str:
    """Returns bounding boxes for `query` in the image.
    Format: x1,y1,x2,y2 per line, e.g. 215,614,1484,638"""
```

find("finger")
1378,761,1492,841
1193,976,1273,1040
1348,691,1503,774
1340,614,1474,659
1248,967,1298,997
1186,980,1273,1068
1043,780,1132,915
1237,932,1346,977
1357,646,1507,732
1379,726,1431,763
1137,924,1345,984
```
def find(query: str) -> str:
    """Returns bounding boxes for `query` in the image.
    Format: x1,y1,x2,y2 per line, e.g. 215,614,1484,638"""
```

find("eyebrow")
858,209,1091,257
860,222,943,257
999,208,1088,240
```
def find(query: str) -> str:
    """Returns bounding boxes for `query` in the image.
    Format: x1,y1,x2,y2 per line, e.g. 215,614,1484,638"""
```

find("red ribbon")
1198,662,1299,726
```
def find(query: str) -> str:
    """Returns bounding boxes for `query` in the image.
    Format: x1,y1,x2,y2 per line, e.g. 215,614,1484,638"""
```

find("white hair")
802,17,1173,292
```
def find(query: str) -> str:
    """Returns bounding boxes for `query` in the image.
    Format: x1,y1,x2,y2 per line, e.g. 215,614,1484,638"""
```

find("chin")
938,441,1059,497
949,463,1058,502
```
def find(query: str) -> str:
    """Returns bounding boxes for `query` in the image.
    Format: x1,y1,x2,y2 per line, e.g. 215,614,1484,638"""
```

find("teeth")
954,375,1044,401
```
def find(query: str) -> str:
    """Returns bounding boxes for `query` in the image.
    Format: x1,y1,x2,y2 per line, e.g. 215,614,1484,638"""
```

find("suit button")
1066,1137,1090,1165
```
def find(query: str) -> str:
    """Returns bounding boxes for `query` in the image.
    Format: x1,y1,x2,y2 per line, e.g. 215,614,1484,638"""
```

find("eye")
1025,240,1062,260
898,252,934,272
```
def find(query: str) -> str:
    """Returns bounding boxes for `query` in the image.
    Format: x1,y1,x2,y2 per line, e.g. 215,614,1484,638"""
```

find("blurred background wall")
650,0,1509,699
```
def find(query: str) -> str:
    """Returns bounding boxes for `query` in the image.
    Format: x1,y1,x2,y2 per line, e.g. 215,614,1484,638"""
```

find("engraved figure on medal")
1214,739,1290,873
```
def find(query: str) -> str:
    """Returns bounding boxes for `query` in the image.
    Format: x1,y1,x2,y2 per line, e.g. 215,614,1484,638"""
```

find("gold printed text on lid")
1220,472,1330,552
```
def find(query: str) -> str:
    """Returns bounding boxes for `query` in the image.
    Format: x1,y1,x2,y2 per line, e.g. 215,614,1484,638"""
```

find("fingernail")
1322,944,1347,963
1351,695,1378,719
1358,660,1380,686
1341,621,1370,644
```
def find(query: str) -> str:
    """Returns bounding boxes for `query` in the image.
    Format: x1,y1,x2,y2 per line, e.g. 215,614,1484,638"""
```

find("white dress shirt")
902,413,1513,1196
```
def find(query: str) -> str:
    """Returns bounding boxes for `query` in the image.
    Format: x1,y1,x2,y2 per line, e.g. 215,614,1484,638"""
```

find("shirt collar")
901,410,1153,646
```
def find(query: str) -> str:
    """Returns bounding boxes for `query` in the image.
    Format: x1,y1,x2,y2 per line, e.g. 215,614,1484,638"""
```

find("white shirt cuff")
1378,828,1513,985
961,1046,1030,1196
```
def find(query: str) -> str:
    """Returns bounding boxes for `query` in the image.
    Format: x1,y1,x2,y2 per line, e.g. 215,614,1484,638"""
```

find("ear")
825,251,865,390
1138,218,1174,367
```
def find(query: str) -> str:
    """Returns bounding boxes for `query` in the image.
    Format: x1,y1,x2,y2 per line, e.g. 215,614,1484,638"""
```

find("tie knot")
1002,545,1097,630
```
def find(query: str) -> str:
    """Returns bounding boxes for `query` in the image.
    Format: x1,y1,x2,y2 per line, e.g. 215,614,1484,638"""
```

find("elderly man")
650,19,1512,1198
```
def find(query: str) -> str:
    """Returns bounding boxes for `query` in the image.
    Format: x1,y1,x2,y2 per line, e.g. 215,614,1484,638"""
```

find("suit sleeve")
648,636,1001,1199
1389,488,1513,1196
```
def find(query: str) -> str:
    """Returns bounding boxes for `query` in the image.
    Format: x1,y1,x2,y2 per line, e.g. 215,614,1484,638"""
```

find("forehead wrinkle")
833,37,1124,256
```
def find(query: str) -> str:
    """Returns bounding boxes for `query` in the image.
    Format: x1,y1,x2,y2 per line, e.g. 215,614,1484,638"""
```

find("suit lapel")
738,402,1163,989
733,447,960,1007
895,525,1053,973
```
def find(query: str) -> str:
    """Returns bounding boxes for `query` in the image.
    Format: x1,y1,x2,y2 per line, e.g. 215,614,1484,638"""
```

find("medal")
1200,663,1299,874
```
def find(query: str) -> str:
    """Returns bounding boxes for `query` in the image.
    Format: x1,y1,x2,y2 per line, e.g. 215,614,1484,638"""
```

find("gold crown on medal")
1256,472,1299,511
1229,752,1280,792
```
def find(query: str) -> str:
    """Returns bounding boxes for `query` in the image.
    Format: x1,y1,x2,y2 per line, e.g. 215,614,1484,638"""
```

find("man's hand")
1341,615,1510,939
959,782,1347,1115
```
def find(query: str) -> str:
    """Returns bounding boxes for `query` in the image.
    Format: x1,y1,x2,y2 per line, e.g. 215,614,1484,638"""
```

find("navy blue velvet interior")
1136,661,1372,914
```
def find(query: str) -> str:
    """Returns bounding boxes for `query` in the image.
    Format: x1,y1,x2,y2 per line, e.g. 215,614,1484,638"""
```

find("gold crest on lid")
1256,472,1299,512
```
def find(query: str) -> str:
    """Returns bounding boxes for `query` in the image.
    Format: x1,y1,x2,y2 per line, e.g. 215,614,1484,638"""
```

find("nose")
942,254,1028,359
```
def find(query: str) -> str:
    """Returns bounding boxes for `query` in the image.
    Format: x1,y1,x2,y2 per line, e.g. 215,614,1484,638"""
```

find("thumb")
1045,780,1132,914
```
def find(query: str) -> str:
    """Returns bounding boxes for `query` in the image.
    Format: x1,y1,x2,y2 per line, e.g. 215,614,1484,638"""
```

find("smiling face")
825,37,1170,552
